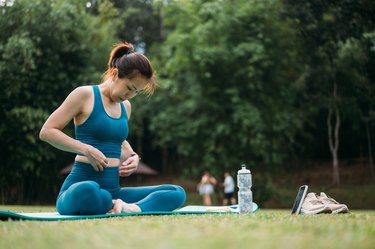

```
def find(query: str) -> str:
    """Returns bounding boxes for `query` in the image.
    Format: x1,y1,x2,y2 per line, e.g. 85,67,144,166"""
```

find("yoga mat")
0,202,258,221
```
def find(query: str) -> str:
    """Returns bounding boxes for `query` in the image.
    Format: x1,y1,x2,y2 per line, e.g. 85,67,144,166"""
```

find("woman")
197,171,217,206
39,42,186,215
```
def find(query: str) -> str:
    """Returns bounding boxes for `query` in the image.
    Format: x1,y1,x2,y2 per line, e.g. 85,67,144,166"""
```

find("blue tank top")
75,85,128,158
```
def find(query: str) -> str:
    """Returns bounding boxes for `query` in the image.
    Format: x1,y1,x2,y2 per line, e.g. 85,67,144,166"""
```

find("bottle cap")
238,164,251,174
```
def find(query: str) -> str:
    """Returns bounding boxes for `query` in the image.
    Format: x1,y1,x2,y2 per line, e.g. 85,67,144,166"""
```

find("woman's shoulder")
62,85,94,107
68,85,93,99
72,85,93,94
123,100,131,119
123,100,131,108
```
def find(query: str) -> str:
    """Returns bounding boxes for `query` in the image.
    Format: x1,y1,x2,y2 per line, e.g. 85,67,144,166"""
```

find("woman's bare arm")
39,86,108,171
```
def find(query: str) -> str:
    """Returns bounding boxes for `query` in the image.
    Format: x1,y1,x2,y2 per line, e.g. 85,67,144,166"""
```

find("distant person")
197,171,217,205
39,41,186,215
222,171,236,205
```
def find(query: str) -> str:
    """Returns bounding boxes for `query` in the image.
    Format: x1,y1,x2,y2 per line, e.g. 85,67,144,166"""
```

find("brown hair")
103,41,156,95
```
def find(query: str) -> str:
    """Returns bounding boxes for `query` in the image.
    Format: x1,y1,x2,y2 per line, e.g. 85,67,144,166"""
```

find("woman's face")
111,74,148,102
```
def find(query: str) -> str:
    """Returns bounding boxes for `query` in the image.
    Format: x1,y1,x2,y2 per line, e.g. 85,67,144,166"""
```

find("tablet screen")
291,185,308,214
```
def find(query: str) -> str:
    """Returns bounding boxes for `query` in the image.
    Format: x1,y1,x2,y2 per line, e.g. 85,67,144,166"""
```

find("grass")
1,206,374,249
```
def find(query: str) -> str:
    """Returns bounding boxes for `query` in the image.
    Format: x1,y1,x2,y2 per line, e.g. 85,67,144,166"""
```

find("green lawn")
1,206,374,249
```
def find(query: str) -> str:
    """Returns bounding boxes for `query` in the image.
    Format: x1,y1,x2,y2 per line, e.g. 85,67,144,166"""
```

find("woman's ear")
111,68,119,80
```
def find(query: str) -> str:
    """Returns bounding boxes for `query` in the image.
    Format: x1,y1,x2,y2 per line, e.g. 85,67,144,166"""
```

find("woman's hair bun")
113,42,134,59
110,42,135,65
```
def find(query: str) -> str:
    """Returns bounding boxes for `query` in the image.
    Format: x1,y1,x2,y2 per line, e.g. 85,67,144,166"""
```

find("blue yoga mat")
0,203,259,221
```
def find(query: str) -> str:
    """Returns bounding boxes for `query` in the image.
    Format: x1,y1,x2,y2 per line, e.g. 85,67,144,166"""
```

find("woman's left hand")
119,154,140,177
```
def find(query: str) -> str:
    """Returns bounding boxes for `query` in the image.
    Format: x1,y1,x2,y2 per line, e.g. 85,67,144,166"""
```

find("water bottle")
237,164,253,213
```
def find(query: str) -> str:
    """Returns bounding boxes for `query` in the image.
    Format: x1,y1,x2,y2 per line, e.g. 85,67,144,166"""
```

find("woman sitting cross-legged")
39,42,186,215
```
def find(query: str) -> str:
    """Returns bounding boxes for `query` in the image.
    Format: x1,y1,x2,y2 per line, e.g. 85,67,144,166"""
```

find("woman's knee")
171,185,187,207
57,180,112,215
74,180,99,192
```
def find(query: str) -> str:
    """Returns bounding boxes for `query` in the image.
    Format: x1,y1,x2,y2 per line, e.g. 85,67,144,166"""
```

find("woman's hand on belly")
76,155,120,168
82,145,109,171
119,154,140,177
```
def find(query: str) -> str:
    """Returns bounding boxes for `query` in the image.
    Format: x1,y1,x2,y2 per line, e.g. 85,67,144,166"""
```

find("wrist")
81,143,92,156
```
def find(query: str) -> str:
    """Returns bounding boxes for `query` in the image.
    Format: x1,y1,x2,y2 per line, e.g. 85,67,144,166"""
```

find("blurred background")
0,0,374,209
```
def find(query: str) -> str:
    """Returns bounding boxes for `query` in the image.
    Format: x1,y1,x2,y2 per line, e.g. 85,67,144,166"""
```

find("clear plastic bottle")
237,164,253,213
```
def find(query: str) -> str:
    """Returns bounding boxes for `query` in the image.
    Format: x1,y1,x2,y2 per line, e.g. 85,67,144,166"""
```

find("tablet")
291,185,308,214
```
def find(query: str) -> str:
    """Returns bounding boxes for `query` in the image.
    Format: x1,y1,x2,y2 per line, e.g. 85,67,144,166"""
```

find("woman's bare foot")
120,202,141,213
107,199,141,214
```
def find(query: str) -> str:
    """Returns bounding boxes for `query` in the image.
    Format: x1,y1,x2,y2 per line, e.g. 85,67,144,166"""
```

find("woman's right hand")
85,145,108,171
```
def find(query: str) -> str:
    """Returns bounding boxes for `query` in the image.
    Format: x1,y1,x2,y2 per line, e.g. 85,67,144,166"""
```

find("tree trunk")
327,83,340,186
366,122,374,181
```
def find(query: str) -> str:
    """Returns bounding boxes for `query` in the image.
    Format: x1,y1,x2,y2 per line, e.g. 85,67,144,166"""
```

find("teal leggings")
57,162,186,215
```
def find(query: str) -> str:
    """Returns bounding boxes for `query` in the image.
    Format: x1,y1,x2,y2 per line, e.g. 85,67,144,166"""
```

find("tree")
284,0,375,185
337,34,375,182
148,0,307,176
107,0,163,52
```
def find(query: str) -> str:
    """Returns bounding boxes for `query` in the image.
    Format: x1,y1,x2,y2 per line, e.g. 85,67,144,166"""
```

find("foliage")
148,0,307,175
85,0,125,81
107,0,163,52
283,0,375,183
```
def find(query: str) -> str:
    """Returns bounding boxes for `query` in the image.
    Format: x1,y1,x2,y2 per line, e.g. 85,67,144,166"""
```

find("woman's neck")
100,80,116,104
